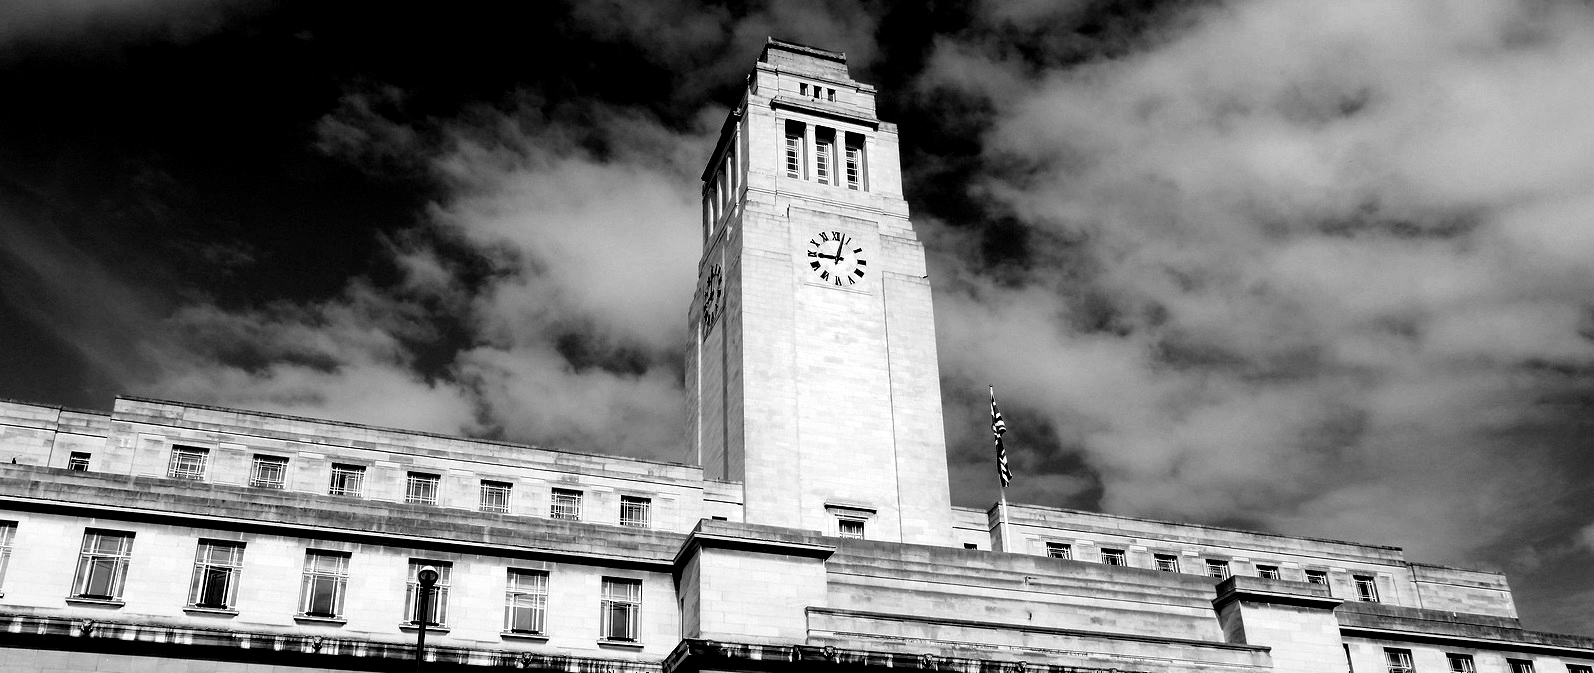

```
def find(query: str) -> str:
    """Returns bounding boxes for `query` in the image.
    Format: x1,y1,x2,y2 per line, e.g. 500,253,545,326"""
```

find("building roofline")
762,37,846,64
996,500,1406,553
0,397,111,417
115,394,696,470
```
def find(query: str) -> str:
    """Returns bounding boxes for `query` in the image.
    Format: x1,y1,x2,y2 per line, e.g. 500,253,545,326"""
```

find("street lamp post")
414,565,439,673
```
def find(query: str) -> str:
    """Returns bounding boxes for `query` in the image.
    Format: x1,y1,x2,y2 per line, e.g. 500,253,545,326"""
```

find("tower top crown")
760,38,850,79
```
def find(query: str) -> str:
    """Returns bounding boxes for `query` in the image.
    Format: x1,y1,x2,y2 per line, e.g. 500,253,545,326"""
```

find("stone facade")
0,38,1590,673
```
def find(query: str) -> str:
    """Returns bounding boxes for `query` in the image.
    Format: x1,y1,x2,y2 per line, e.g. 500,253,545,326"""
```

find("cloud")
0,0,251,49
921,0,1594,597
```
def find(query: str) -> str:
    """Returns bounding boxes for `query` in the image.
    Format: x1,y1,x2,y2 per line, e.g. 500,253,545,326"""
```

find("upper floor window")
1385,649,1414,673
299,550,349,619
406,472,440,506
837,519,865,539
815,136,833,184
1305,569,1329,587
1563,664,1589,673
1447,654,1476,673
1045,542,1072,560
168,445,208,480
600,577,642,642
784,135,802,178
68,452,90,471
620,496,651,528
550,488,582,520
1507,660,1535,673
188,540,244,610
250,455,288,489
0,522,15,589
328,464,364,497
1154,553,1179,572
1100,548,1127,566
505,569,549,634
480,480,512,513
404,560,451,627
73,530,133,600
1354,574,1380,602
844,142,863,190
1206,559,1231,579
1256,564,1281,580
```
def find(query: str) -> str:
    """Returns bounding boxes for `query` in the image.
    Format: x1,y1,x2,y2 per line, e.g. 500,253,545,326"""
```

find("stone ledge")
0,611,663,671
665,637,1150,673
1213,575,1342,611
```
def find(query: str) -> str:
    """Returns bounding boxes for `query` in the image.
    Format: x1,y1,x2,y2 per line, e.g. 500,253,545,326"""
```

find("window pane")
251,456,287,489
505,570,549,633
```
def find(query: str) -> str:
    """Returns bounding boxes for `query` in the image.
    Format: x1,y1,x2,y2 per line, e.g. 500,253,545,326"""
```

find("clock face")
804,230,867,288
699,263,725,339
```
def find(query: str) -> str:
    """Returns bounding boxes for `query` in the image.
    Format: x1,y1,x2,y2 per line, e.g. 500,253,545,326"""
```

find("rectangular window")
1101,548,1127,566
1385,649,1415,673
964,543,979,550
550,488,582,520
1046,542,1072,560
404,560,451,627
837,519,865,539
167,445,208,480
1354,574,1380,602
1154,553,1180,572
328,464,364,497
600,577,642,642
72,530,133,600
1447,654,1476,673
1306,569,1329,586
845,143,863,190
0,522,15,589
1256,564,1281,579
406,472,440,505
250,455,288,489
799,83,808,96
188,540,244,609
504,569,549,634
299,551,349,618
1564,665,1589,673
1206,559,1231,579
827,88,836,102
68,452,90,471
784,134,801,178
480,480,512,513
815,138,832,184
620,495,651,528
1508,660,1536,673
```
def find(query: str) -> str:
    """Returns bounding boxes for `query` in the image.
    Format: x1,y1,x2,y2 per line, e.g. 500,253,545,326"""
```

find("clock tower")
686,39,953,546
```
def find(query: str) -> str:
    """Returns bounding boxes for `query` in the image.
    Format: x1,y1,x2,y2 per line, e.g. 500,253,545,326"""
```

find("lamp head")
418,565,440,587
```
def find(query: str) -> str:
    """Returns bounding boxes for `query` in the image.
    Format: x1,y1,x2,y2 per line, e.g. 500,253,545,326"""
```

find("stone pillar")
1213,575,1348,673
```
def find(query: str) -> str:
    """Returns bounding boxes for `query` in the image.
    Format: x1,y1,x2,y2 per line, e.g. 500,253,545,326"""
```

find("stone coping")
0,465,683,570
1212,575,1342,610
1337,602,1594,655
0,610,662,671
113,395,700,476
806,607,1268,654
664,638,1145,673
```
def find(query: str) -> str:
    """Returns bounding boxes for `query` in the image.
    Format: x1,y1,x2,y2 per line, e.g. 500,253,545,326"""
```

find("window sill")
65,597,124,608
398,623,450,634
597,639,644,650
293,614,347,625
500,631,550,642
183,606,238,616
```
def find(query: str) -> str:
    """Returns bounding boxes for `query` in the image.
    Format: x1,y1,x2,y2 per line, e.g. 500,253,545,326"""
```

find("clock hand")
834,239,846,263
817,253,842,261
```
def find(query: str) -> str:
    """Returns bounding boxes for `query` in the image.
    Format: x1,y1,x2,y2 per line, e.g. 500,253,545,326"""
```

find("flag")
990,386,1012,488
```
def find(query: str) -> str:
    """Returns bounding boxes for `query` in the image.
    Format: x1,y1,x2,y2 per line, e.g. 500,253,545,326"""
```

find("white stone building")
0,38,1588,673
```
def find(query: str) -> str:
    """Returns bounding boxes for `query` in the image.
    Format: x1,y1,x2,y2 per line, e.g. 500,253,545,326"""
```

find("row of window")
783,120,866,191
1383,647,1585,673
148,447,656,527
1043,542,1382,602
46,527,645,642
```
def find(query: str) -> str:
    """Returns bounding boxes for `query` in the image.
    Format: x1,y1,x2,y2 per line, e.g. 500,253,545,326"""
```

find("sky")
2,0,1593,635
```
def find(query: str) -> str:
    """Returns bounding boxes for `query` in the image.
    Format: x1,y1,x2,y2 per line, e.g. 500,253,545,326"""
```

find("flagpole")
999,481,1011,553
990,385,1013,553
